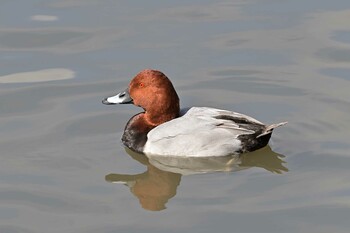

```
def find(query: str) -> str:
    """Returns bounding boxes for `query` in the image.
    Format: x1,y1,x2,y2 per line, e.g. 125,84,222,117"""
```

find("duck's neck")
144,104,180,127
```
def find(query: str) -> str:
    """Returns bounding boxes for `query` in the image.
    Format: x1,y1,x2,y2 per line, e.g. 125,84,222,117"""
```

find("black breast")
121,113,154,153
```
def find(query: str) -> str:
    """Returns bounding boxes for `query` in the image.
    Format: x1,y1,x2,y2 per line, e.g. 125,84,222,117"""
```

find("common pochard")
103,69,287,157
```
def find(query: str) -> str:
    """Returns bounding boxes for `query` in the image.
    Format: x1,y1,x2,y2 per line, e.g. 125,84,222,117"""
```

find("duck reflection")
106,149,181,211
105,146,287,211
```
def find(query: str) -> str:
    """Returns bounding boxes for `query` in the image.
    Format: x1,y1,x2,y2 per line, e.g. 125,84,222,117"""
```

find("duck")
102,69,287,157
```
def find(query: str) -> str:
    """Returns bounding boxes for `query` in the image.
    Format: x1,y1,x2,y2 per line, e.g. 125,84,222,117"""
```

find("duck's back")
143,107,280,157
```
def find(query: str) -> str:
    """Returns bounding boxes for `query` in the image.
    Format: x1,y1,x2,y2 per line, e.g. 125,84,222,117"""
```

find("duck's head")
103,69,180,126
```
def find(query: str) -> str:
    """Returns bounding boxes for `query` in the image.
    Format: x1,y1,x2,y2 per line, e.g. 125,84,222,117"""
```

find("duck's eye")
139,82,144,87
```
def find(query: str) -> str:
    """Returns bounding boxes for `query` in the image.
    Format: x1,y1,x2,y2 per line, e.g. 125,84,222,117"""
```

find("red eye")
139,82,144,87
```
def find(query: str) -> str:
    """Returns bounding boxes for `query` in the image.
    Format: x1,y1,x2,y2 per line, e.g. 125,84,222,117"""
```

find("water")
1,0,350,232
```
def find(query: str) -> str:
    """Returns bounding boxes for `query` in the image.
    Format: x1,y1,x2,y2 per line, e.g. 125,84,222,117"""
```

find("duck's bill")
102,88,133,105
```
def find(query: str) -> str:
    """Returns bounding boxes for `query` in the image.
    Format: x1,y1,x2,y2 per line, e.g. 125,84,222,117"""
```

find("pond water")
1,0,350,232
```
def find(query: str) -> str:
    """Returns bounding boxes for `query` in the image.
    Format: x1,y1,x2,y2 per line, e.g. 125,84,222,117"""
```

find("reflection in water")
106,149,181,211
149,146,288,175
31,15,58,22
0,68,74,83
106,146,287,211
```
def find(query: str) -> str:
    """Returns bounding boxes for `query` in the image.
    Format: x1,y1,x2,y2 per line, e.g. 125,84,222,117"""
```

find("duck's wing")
144,107,265,157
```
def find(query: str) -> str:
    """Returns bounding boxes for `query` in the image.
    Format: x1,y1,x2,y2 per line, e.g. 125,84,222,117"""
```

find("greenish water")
1,0,350,232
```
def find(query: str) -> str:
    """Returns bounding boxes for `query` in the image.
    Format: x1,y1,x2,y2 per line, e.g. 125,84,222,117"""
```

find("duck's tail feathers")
257,121,288,138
